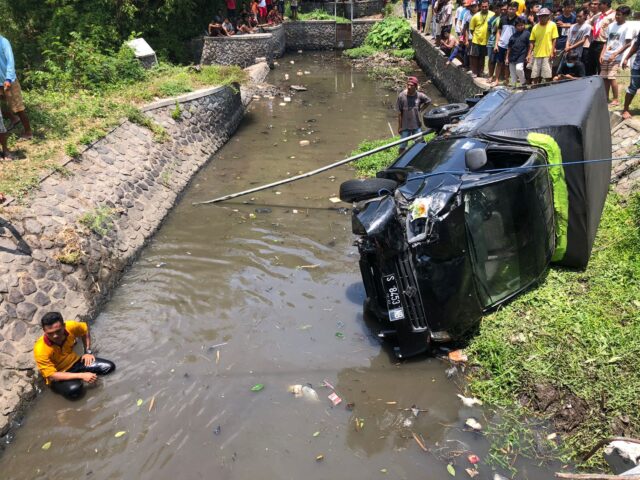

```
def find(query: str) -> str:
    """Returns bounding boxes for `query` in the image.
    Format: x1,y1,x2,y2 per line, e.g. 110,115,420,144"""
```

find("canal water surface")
2,53,557,480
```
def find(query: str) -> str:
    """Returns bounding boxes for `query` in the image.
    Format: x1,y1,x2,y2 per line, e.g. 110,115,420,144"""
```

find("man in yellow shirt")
527,7,559,83
33,312,116,400
469,0,495,77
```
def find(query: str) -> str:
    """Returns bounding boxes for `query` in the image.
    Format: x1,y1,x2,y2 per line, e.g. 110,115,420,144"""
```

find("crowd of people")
208,0,292,37
415,0,640,118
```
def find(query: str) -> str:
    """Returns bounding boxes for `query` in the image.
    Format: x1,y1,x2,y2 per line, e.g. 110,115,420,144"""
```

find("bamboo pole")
192,130,429,206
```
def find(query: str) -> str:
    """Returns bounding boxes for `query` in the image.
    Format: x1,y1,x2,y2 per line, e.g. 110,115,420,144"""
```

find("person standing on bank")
33,312,116,400
0,33,32,141
397,76,431,155
527,7,559,84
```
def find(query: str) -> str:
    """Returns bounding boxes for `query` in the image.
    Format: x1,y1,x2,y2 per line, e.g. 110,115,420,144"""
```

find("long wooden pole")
192,130,429,206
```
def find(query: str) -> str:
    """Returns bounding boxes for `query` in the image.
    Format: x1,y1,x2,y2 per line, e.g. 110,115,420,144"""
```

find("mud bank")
0,62,270,442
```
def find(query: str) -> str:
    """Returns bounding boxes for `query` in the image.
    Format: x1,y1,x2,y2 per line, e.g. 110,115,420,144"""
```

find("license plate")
383,274,405,322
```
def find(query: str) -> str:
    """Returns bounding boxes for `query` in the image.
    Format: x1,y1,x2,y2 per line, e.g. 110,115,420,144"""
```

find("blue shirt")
0,36,16,83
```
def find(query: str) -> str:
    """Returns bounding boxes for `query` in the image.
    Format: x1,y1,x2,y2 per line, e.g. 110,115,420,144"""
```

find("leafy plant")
365,16,413,50
65,142,80,158
79,205,116,236
171,101,182,120
25,32,146,92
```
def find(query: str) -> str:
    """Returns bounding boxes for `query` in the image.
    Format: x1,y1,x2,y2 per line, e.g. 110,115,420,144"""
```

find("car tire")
423,103,470,130
339,178,399,203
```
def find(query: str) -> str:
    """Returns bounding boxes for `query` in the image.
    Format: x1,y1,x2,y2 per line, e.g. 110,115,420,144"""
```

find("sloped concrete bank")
0,62,270,443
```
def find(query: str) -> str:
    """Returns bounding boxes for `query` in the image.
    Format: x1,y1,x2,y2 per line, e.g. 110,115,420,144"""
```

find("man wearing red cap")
396,76,431,154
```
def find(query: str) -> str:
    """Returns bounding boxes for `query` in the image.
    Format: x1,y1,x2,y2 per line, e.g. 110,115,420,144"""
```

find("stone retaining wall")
201,24,285,67
285,20,337,50
200,21,379,66
0,63,270,443
610,117,640,194
352,19,378,47
412,28,486,103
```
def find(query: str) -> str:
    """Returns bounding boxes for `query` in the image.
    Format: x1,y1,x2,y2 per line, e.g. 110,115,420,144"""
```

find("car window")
464,171,554,306
407,138,486,174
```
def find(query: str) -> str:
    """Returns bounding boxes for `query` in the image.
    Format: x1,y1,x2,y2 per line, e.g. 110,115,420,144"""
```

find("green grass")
350,133,435,177
343,45,378,59
0,63,246,199
467,191,640,469
297,9,351,23
79,205,116,236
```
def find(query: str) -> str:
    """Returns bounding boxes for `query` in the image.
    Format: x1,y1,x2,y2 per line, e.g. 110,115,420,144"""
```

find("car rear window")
407,138,486,174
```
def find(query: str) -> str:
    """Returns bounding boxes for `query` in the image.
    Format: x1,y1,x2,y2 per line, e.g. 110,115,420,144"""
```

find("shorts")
488,46,499,63
495,46,507,63
0,79,26,114
258,6,267,17
0,108,5,134
530,57,552,79
599,58,620,80
626,68,640,95
469,43,487,57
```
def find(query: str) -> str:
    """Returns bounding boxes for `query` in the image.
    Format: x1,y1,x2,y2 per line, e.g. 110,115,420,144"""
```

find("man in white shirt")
599,5,632,105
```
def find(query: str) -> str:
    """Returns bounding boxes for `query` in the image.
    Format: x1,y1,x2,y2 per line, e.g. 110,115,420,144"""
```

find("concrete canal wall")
0,63,270,442
201,24,285,67
200,20,378,65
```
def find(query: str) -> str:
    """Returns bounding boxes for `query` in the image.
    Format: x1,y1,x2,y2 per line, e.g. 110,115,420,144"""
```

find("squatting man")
33,312,116,400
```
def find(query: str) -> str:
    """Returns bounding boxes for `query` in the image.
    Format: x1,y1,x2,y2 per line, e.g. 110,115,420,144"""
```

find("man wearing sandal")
0,33,32,141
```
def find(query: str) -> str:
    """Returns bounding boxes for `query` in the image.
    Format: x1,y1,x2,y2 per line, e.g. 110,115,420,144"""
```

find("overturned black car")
340,78,612,358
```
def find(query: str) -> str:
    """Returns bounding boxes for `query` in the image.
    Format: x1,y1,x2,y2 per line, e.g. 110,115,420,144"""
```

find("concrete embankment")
0,62,270,441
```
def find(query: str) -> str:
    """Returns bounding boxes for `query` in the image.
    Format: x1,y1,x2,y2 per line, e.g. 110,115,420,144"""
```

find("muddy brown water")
1,53,559,480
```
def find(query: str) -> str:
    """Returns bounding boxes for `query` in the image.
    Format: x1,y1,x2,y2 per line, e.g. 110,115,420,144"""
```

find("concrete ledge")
143,85,228,111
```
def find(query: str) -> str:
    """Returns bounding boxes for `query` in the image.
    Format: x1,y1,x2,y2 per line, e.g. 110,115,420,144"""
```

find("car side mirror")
465,148,487,171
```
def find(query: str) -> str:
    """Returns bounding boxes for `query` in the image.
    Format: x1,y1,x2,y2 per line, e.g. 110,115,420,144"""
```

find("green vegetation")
0,0,227,65
297,9,351,23
171,101,183,121
366,16,412,50
350,133,434,176
125,107,170,143
79,205,116,236
0,63,245,199
468,192,640,469
344,17,414,60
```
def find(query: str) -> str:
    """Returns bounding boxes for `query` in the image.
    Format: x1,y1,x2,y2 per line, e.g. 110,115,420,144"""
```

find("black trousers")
588,41,605,76
50,358,116,400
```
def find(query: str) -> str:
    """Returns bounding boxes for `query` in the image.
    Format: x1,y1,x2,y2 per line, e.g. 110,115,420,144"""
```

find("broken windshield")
407,138,486,175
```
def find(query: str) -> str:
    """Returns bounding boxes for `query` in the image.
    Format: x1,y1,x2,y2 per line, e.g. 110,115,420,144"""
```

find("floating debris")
288,384,320,401
114,431,127,438
328,392,342,406
41,441,52,451
250,384,265,392
465,418,482,431
448,350,468,363
457,394,483,407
